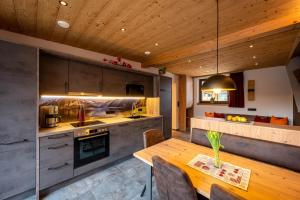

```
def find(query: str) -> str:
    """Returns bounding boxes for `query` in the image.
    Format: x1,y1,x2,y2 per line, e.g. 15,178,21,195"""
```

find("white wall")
193,66,294,123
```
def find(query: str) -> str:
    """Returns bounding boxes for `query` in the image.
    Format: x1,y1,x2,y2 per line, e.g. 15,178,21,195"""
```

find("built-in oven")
74,127,110,168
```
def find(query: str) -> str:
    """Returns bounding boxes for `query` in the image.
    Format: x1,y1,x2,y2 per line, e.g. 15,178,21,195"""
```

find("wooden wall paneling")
179,75,187,131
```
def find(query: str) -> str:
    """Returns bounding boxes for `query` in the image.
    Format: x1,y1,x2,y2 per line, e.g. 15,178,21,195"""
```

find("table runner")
187,154,251,190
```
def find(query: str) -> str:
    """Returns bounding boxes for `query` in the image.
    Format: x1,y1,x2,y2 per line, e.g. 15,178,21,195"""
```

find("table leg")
145,165,152,200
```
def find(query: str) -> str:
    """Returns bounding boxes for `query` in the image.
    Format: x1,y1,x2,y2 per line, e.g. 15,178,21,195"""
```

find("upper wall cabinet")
40,53,68,95
68,61,102,94
102,68,153,97
39,53,154,97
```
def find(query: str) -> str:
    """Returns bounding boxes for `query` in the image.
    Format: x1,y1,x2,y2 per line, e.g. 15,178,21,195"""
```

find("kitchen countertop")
39,115,162,138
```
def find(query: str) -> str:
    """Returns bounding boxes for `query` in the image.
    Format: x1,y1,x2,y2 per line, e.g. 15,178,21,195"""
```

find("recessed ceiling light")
59,0,68,6
188,59,192,63
121,28,126,32
57,20,70,28
145,51,151,55
255,62,258,66
249,44,254,48
253,55,256,59
155,43,159,46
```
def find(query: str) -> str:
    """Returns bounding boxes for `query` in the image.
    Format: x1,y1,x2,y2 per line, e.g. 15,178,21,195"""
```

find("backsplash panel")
39,98,146,122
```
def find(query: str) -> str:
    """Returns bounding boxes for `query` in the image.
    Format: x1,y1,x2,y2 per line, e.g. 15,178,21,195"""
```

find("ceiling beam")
142,14,300,68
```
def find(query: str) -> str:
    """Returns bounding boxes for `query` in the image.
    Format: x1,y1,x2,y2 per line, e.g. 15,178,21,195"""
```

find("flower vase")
213,149,221,168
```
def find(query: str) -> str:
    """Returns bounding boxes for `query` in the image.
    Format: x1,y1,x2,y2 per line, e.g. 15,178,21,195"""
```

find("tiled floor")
26,158,159,200
27,131,189,200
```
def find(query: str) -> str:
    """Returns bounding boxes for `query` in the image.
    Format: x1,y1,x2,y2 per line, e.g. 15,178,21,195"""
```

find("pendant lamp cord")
216,0,219,74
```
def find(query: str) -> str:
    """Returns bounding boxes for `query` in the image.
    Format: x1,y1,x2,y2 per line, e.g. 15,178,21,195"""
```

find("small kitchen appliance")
40,105,60,128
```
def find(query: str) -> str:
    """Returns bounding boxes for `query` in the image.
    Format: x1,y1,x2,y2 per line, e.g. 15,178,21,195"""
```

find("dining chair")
140,129,165,197
152,155,199,200
210,184,244,200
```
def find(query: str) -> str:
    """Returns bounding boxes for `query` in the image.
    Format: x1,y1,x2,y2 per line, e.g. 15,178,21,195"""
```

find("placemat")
187,154,251,190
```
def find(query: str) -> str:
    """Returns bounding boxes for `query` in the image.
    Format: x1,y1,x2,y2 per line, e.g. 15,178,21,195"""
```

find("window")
198,79,228,104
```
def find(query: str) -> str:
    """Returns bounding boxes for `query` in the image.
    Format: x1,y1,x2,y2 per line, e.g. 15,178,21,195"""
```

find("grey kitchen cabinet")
109,123,136,160
39,132,74,190
68,60,103,93
102,68,128,96
0,40,37,199
109,117,163,161
102,67,154,97
160,76,172,139
39,53,69,95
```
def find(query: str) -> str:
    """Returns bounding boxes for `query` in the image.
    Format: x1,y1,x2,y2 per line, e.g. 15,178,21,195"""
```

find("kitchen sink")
126,115,147,119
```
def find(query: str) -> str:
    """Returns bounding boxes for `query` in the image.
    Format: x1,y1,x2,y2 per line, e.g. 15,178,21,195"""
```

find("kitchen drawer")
40,132,73,147
40,140,73,169
0,142,35,200
40,160,73,190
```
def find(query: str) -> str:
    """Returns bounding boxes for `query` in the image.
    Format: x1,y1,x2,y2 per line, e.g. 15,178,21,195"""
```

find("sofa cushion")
254,116,271,123
214,113,225,119
191,128,300,172
270,116,289,125
205,112,215,117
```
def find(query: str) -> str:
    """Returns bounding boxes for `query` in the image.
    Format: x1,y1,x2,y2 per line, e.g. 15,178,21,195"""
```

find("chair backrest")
152,156,198,200
210,184,244,200
191,128,300,172
143,129,165,148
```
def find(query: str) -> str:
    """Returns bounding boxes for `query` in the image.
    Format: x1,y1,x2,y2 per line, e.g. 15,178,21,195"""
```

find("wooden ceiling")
0,0,300,76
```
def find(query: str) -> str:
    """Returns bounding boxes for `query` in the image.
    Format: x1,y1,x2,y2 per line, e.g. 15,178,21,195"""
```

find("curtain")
229,72,244,107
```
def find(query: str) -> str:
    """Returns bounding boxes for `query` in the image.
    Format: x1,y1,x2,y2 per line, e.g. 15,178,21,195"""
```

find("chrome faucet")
131,102,137,116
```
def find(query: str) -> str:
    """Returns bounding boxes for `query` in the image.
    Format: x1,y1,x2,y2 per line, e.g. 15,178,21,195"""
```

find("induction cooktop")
70,120,105,128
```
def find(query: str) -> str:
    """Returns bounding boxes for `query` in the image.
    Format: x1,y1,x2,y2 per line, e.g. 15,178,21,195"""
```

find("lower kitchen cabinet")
38,118,162,190
39,132,74,190
110,117,163,161
0,142,36,200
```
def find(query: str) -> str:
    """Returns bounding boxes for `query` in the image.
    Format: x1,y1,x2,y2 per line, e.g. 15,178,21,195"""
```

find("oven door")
74,132,109,168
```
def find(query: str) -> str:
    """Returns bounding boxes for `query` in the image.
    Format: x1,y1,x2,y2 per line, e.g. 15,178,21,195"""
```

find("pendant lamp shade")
201,0,237,92
201,74,236,92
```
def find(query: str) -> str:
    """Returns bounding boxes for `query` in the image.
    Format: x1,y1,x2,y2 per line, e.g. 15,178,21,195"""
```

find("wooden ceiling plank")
36,0,60,39
142,14,300,67
51,0,86,42
63,0,111,45
78,0,133,50
165,29,299,76
0,0,19,32
105,0,214,59
12,0,37,35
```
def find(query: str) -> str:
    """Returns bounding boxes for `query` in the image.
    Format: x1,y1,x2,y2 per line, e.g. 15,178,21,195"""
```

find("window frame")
198,79,229,105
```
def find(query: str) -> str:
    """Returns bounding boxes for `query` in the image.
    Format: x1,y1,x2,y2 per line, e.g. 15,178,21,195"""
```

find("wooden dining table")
133,138,300,200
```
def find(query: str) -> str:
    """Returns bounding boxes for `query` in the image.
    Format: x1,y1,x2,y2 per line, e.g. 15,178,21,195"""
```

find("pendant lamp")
201,0,236,92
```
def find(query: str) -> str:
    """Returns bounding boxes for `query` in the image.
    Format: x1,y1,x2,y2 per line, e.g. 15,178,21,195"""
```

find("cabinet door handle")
48,144,69,150
64,82,68,94
48,134,70,140
0,139,29,145
48,163,69,171
118,124,129,127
